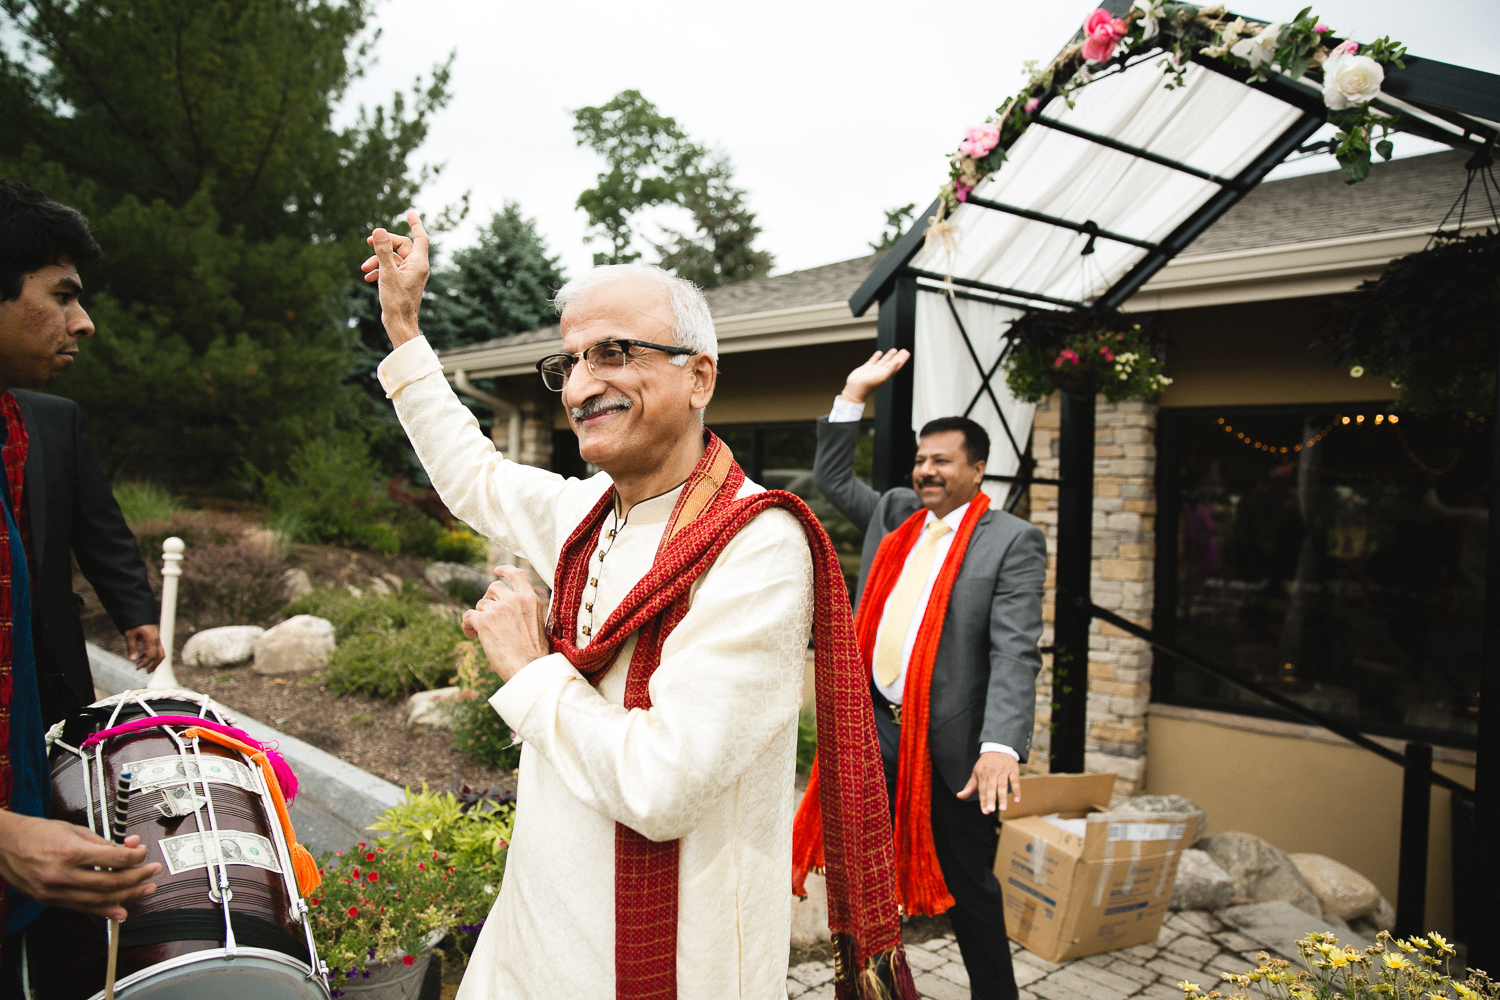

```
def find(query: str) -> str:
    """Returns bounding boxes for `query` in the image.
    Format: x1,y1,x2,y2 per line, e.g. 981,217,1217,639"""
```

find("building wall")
1147,708,1474,937
1028,394,1158,794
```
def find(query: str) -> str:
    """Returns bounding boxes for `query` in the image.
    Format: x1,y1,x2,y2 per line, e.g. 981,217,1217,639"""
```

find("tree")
573,90,773,287
423,202,566,351
869,203,917,251
0,0,452,485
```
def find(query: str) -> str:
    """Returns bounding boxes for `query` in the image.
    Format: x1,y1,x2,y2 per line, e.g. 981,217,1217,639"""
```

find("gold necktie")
873,519,952,689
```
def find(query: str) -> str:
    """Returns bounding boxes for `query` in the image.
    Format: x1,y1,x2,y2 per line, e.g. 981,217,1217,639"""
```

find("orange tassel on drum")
291,844,321,896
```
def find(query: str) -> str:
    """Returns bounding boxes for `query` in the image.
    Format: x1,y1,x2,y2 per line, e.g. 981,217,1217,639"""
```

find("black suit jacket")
813,418,1047,792
13,390,157,725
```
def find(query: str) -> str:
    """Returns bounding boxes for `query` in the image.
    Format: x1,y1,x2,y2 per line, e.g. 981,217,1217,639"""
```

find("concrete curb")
87,644,404,848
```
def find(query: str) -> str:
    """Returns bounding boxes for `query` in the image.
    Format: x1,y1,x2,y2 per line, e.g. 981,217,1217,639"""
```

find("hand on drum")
462,566,551,683
0,811,159,920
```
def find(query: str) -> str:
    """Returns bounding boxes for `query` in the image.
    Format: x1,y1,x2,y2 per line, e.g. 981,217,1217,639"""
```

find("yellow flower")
1382,952,1414,971
1177,982,1202,993
1455,984,1480,1000
1427,933,1455,956
1398,940,1418,953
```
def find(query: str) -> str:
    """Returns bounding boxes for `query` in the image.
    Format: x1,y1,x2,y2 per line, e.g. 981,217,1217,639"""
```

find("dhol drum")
27,689,330,1000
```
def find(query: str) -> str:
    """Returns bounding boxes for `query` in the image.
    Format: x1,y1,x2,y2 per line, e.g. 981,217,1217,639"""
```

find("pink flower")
402,956,416,967
1099,347,1115,361
1313,23,1331,33
1082,8,1129,63
954,182,973,203
1023,98,1040,114
959,124,1001,158
347,905,359,918
1331,39,1358,57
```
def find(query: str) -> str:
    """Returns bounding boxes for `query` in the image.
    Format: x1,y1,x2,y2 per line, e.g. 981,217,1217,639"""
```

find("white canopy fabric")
909,58,1309,306
912,292,1033,482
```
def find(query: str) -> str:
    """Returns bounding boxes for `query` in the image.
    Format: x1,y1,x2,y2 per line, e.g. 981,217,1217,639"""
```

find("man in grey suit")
813,348,1046,1000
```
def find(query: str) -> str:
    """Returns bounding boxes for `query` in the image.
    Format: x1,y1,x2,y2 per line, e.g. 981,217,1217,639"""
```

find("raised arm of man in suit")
811,349,910,531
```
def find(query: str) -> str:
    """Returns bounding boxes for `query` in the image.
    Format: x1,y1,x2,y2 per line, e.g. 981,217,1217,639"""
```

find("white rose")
1322,53,1384,110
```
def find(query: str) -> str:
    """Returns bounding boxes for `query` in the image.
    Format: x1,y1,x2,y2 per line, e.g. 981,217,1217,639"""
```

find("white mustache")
571,394,633,422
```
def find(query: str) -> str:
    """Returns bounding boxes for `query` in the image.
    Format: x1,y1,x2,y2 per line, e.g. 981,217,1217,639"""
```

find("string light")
1212,411,1482,480
1216,416,1335,454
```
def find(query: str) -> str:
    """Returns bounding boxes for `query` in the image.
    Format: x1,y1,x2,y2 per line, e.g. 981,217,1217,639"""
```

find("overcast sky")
342,0,1499,279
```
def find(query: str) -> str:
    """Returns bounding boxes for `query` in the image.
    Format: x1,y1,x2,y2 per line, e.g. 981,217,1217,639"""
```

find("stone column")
1028,393,1157,794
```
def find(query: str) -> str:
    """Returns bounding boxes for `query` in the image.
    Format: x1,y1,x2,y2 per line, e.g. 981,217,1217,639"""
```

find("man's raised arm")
812,349,910,532
363,212,575,579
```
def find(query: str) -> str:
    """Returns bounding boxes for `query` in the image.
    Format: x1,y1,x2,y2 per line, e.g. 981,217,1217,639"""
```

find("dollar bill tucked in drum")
29,691,330,1000
127,753,259,794
160,831,283,876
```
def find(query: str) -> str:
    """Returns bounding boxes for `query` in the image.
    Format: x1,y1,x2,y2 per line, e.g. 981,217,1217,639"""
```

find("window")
709,421,874,594
1154,405,1488,748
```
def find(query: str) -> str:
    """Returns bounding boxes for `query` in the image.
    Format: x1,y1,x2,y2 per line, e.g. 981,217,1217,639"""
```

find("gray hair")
553,263,718,364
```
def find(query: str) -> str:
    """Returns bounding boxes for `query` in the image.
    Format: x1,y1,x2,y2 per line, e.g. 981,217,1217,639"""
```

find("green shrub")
284,585,434,642
322,614,467,701
449,641,521,770
113,481,188,527
431,526,488,566
262,433,401,553
179,538,291,628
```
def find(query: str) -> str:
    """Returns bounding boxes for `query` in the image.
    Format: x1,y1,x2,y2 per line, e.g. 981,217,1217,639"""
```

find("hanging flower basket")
1003,308,1171,403
1322,229,1500,416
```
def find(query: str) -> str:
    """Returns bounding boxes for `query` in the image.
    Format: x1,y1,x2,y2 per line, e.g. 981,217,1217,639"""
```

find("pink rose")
1082,8,1129,63
1331,39,1358,57
959,124,1001,158
954,182,973,203
1024,98,1040,114
1313,23,1331,33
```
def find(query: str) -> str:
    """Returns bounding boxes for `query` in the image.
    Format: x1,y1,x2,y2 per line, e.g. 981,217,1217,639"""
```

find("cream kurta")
378,338,814,1000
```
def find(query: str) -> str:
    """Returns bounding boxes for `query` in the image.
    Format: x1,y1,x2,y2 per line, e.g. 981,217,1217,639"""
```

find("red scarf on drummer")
792,489,990,918
548,432,916,1000
0,391,29,938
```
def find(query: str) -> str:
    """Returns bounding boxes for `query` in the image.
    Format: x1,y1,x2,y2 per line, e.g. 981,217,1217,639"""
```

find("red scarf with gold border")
792,490,991,917
548,432,916,1000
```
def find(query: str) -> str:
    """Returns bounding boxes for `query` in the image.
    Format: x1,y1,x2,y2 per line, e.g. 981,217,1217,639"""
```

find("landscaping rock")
1171,848,1235,911
1350,895,1395,936
790,871,831,948
1290,853,1381,921
425,562,491,604
1218,900,1372,958
407,687,463,731
1119,793,1209,842
367,576,393,597
1200,831,1323,919
381,573,404,592
281,567,313,601
182,626,265,669
252,615,336,676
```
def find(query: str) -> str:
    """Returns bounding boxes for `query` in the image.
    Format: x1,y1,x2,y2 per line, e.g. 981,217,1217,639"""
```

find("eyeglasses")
535,339,694,392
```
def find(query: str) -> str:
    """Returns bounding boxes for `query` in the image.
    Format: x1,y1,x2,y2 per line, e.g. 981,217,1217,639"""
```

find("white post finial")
146,537,185,690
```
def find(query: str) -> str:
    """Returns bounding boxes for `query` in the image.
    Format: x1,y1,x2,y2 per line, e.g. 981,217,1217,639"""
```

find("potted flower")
1002,307,1171,403
1322,229,1500,416
311,787,514,998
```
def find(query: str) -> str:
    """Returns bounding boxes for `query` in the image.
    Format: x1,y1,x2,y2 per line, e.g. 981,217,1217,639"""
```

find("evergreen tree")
0,0,452,485
870,203,917,251
423,203,566,350
573,90,773,287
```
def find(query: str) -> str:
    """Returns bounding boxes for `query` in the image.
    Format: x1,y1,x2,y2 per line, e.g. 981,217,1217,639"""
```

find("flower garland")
937,4,1408,220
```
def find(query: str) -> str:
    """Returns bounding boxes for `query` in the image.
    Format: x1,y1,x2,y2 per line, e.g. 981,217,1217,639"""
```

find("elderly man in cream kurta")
364,212,813,999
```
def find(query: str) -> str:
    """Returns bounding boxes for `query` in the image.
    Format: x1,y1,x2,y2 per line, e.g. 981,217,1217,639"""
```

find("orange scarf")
793,489,990,916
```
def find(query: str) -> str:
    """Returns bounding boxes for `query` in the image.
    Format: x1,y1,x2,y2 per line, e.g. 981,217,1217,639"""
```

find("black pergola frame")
848,3,1500,965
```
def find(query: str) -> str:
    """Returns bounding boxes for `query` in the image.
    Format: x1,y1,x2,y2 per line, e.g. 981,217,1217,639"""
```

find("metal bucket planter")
334,953,431,999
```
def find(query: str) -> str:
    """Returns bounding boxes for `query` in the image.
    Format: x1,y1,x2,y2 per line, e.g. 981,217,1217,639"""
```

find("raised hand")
361,209,431,348
840,348,911,405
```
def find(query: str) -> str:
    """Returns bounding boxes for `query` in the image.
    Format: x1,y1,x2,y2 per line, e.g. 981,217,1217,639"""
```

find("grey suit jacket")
812,417,1047,792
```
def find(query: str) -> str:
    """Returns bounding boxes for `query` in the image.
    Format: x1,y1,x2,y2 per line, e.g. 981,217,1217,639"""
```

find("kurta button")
582,625,591,636
590,578,597,586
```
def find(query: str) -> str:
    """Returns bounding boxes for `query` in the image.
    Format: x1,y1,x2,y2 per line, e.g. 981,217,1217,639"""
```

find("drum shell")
34,704,316,1000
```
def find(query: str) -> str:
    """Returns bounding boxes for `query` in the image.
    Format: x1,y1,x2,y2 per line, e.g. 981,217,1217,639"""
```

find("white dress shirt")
829,396,1017,761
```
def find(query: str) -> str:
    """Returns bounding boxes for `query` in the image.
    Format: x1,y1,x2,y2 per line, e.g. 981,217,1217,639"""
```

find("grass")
113,481,187,527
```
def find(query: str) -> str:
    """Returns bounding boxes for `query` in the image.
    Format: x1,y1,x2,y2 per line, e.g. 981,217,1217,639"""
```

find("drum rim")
81,945,330,1000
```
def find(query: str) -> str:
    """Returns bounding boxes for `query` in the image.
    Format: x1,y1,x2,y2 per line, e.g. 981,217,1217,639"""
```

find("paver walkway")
787,910,1273,1000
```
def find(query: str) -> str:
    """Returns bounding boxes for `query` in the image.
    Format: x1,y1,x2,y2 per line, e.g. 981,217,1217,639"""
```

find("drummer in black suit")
0,180,161,988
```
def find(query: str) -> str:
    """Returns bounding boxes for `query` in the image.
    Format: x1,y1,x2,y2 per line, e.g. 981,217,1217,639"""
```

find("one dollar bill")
127,755,257,794
159,831,282,876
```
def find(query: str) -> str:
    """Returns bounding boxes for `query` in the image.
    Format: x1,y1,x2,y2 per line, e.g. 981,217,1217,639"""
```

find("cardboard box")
994,773,1199,962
